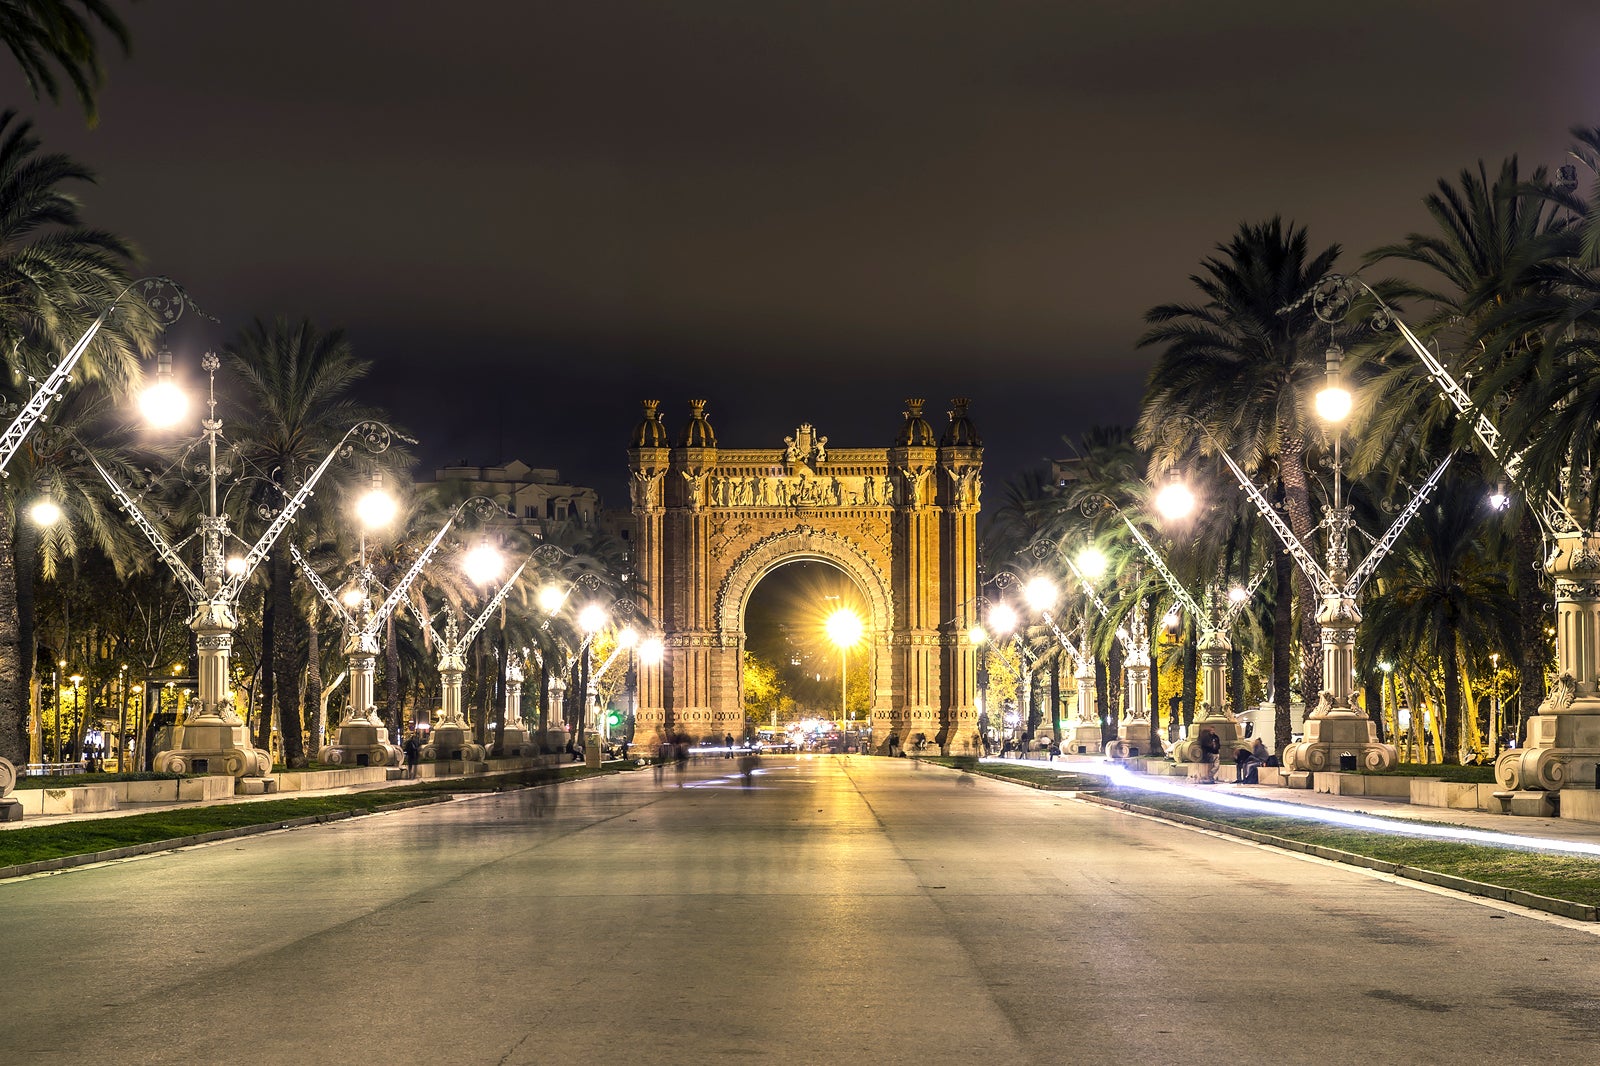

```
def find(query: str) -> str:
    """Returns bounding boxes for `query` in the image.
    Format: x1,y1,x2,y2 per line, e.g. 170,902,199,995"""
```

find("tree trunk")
1146,601,1164,756
15,516,36,763
1272,544,1294,754
1048,657,1062,742
1181,613,1197,723
472,640,490,746
270,546,305,767
1230,646,1246,718
304,612,323,756
258,576,275,753
0,508,26,765
489,630,508,754
1512,513,1545,743
536,659,551,751
385,611,403,737
1276,433,1323,701
1364,673,1385,741
1442,633,1461,764
568,659,584,735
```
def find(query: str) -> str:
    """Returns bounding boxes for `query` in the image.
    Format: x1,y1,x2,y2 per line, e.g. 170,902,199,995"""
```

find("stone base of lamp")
494,725,535,757
420,724,486,762
1059,722,1104,757
584,729,603,767
0,756,18,820
535,727,572,754
1104,720,1155,760
155,718,271,778
1171,712,1252,765
1281,712,1397,773
318,718,402,768
1495,703,1600,792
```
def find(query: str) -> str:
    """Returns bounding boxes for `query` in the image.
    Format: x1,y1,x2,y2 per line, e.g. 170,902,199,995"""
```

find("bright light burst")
463,541,504,585
826,607,864,649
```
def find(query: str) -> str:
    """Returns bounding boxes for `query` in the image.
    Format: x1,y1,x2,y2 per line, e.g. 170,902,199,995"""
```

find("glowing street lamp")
98,347,397,778
1314,347,1353,423
28,495,60,528
638,636,665,666
579,603,609,635
463,539,505,586
355,485,398,529
138,347,188,428
826,607,864,744
1024,576,1057,614
1154,480,1197,522
987,602,1019,636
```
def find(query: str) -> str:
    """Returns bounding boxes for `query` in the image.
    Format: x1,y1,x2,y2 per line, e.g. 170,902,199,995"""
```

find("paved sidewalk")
0,767,542,831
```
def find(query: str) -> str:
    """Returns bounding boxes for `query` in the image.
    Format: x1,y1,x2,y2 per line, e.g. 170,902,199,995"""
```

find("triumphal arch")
627,398,983,756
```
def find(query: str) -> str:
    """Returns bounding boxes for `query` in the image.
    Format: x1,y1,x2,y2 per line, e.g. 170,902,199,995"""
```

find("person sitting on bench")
1239,737,1270,783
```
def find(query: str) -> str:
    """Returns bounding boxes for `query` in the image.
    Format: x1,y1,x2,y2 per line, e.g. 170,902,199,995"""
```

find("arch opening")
743,560,874,750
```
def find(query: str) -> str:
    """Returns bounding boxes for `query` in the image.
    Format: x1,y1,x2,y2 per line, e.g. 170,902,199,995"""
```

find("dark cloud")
23,0,1600,500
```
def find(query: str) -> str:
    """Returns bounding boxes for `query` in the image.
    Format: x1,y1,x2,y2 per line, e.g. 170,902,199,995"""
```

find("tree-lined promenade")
1,7,1600,789
982,132,1600,777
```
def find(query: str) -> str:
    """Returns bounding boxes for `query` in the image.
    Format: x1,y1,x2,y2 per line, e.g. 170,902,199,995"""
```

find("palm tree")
1360,477,1519,762
1364,156,1562,732
0,112,149,765
0,1,132,124
12,385,152,756
1138,218,1343,736
221,316,388,767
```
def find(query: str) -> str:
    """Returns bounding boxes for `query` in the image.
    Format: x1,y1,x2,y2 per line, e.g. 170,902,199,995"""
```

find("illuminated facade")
627,398,983,755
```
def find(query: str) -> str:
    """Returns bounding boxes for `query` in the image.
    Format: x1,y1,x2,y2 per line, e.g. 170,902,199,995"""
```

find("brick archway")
628,399,983,755
715,527,895,727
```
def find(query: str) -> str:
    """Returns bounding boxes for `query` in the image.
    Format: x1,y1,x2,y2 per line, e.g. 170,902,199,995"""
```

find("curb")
1074,791,1599,923
0,793,456,882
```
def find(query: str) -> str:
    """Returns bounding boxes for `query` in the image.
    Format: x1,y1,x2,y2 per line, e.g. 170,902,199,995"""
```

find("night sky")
26,1,1600,504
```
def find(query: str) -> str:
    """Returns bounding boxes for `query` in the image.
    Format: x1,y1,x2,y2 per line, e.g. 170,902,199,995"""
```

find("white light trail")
984,758,1600,859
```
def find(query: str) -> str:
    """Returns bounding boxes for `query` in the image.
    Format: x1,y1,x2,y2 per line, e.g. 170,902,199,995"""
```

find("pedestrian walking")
403,733,421,779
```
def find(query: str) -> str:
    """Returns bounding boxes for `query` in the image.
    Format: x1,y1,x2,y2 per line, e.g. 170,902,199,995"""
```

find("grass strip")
1361,762,1496,783
926,757,1102,791
0,764,608,872
1089,787,1600,898
1082,788,1600,917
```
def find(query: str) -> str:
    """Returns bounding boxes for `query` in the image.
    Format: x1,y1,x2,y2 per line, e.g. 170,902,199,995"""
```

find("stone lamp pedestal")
1497,533,1600,795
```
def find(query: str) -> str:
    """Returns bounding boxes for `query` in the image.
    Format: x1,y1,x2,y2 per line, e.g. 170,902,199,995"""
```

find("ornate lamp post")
0,277,194,799
1159,279,1460,777
93,349,398,777
1329,269,1600,796
410,546,530,764
293,494,504,766
983,599,1034,754
1115,499,1271,767
1047,535,1154,761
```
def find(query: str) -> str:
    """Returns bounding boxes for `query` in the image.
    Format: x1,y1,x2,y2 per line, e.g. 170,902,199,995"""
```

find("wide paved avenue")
4,757,1598,1064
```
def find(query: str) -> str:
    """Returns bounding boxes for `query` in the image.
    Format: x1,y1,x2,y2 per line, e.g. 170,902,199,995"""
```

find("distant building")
424,459,636,552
